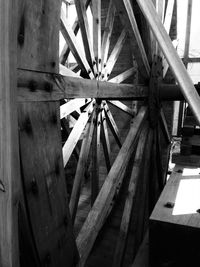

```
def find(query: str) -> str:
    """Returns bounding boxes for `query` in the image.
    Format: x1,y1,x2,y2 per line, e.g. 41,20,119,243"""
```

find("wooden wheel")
3,0,199,267
57,0,174,266
59,0,139,224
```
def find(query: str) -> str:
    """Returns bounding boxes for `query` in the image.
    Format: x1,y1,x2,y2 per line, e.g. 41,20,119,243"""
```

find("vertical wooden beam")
136,0,200,125
0,1,20,266
92,0,101,71
17,1,79,265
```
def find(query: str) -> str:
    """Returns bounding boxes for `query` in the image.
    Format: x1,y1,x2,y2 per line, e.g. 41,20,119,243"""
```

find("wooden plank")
108,100,134,116
102,29,127,80
76,106,148,266
151,164,200,228
60,8,94,79
114,0,150,81
63,101,94,167
101,0,116,70
17,69,148,101
0,1,20,266
104,102,122,148
60,98,91,119
92,0,101,71
91,106,101,205
61,118,80,161
112,124,149,267
101,108,111,172
60,0,91,65
108,67,135,83
19,102,79,266
136,0,200,125
70,110,96,223
74,0,97,74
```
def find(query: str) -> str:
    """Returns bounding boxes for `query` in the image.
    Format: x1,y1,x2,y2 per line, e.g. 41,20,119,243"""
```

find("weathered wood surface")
63,101,94,167
17,0,78,266
0,1,20,266
112,124,149,267
151,164,200,228
17,69,148,101
76,106,148,266
69,110,96,223
18,102,78,266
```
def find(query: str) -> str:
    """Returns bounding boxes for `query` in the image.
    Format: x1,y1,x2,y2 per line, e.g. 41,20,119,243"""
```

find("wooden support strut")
136,0,200,125
69,110,96,223
112,123,149,267
76,106,148,266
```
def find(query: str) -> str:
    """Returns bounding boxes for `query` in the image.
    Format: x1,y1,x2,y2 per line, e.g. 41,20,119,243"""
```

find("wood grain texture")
17,69,148,101
0,0,20,266
17,0,78,265
76,106,148,266
151,164,200,228
112,124,149,267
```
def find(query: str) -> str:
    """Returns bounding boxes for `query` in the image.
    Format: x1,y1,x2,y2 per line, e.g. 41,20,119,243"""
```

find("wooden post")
17,0,78,265
0,0,20,266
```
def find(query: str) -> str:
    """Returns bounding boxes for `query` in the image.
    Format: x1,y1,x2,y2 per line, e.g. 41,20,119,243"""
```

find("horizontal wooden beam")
17,69,200,101
76,106,148,266
17,69,148,101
